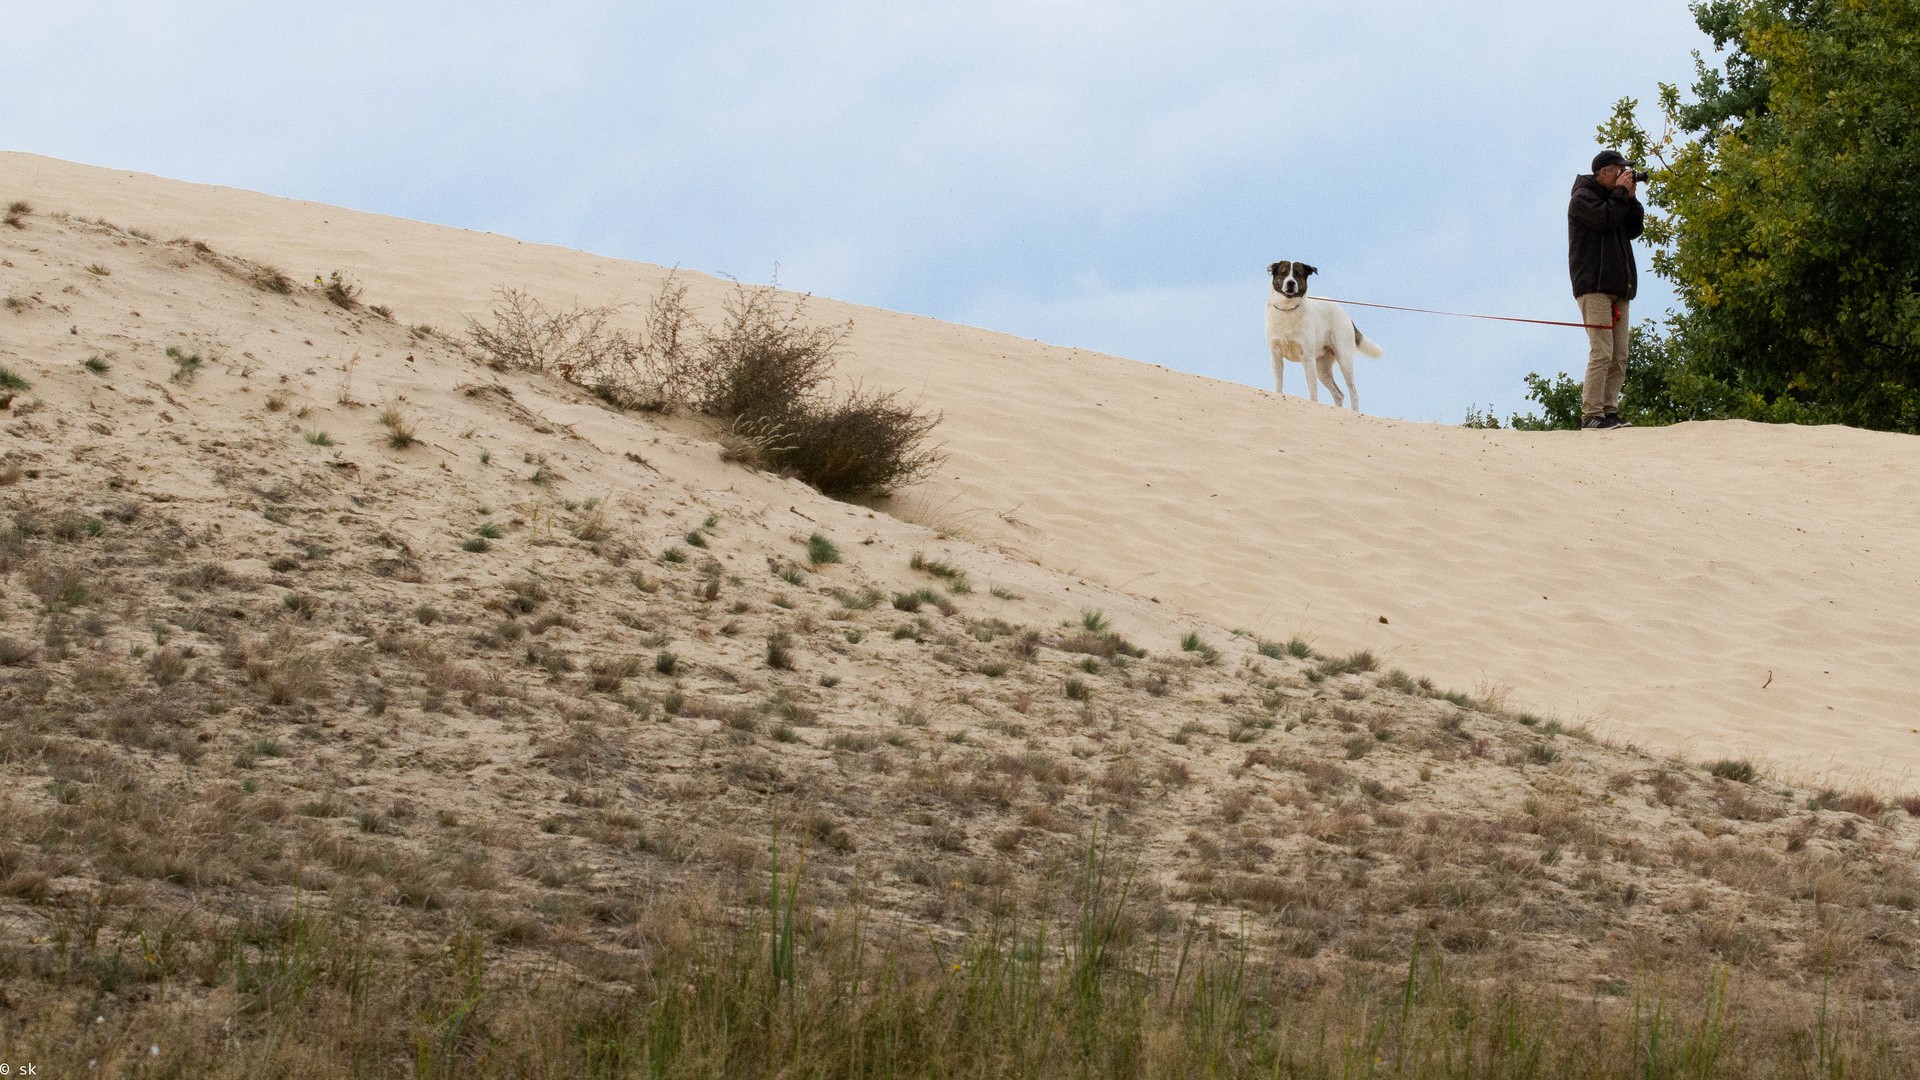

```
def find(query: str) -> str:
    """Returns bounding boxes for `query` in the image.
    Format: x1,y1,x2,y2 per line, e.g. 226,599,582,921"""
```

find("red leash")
1314,296,1619,331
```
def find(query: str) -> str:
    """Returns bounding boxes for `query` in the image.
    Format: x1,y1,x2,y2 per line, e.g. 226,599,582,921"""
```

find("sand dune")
5,150,1913,781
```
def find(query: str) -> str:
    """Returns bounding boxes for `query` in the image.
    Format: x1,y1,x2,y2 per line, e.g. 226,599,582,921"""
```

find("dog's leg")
1302,358,1320,403
1268,339,1286,394
1315,354,1342,407
1337,352,1358,413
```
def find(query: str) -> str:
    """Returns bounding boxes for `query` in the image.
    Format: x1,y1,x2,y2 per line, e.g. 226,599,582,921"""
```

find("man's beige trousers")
1578,293,1628,420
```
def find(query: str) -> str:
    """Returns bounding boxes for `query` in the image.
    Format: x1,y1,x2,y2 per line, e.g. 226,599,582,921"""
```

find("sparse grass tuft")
838,588,884,610
166,345,201,383
83,355,111,374
378,402,417,448
766,630,796,670
0,365,32,391
304,429,335,446
1286,636,1313,659
892,588,944,613
910,552,970,592
807,532,841,565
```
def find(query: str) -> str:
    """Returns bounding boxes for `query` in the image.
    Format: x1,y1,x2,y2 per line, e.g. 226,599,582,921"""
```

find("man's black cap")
1592,150,1629,172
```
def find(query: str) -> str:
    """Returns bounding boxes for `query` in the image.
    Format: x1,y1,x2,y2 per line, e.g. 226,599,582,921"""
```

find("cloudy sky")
3,1,1713,422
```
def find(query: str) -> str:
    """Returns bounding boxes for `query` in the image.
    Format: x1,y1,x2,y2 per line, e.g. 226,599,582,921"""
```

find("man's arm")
1620,188,1645,240
1569,183,1640,231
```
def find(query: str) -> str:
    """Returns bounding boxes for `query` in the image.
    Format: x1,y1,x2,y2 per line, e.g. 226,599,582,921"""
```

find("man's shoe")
1581,416,1611,430
1604,411,1632,428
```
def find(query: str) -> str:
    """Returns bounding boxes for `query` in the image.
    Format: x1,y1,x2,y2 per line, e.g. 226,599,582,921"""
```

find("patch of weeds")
1180,632,1219,662
1064,677,1091,701
1078,656,1101,674
165,346,202,383
892,588,944,613
414,605,441,625
84,355,111,375
910,552,971,593
766,630,796,670
685,530,708,548
304,429,335,446
977,661,1009,677
806,532,842,565
778,563,807,586
1708,759,1756,783
378,403,417,448
1526,743,1560,765
478,522,504,540
990,585,1022,601
1286,636,1313,659
845,629,864,644
1315,650,1378,677
661,547,687,564
654,652,678,676
838,588,884,610
462,538,491,553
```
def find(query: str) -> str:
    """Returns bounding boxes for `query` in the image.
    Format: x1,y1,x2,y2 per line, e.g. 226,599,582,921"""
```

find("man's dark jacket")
1568,174,1644,300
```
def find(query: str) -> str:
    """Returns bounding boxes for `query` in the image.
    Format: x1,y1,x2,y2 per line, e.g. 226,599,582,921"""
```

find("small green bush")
807,533,841,565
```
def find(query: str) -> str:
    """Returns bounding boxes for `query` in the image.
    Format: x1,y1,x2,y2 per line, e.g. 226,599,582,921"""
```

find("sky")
1,1,1716,423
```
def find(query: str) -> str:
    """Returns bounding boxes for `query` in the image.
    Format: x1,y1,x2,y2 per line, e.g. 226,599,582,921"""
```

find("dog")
1264,260,1384,411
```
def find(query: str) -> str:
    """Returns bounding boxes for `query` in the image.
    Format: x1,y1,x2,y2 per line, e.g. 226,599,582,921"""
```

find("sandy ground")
3,150,1914,784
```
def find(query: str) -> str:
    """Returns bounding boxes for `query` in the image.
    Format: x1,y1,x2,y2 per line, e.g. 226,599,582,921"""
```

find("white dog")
1264,260,1384,411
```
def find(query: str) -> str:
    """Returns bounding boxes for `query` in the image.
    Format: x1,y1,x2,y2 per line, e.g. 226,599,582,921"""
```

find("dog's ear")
1267,261,1284,276
1300,264,1319,277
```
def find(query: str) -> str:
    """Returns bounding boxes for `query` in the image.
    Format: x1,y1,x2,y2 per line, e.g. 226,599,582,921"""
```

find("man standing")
1569,150,1645,429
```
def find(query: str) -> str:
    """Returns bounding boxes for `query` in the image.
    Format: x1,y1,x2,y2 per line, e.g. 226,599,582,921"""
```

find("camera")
1630,168,1650,184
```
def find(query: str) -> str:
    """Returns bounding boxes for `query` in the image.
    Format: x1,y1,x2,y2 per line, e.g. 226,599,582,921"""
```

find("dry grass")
377,401,417,448
322,270,361,310
0,221,1917,1075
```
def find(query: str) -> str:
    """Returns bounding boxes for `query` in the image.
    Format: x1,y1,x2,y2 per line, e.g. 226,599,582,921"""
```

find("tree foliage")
1608,0,1920,432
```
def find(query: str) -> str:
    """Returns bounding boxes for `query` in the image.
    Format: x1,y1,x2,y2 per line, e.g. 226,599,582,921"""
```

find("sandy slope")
4,150,1914,781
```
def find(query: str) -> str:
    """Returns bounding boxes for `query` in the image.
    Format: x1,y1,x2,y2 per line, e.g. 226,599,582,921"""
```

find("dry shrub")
0,637,37,666
251,264,294,294
323,271,361,310
1835,792,1884,818
469,279,941,497
234,629,330,704
146,647,190,686
588,656,641,692
466,280,696,409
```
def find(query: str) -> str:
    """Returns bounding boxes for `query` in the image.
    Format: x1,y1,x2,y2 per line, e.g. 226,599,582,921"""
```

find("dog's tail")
1354,324,1385,359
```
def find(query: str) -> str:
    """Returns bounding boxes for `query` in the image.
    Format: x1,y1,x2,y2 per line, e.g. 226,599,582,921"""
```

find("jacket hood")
1572,174,1609,196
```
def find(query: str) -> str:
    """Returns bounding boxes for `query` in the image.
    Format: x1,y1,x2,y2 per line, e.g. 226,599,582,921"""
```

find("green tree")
1604,0,1920,433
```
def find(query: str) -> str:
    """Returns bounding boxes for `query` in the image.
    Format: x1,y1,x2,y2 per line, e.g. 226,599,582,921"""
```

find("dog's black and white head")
1267,260,1317,301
